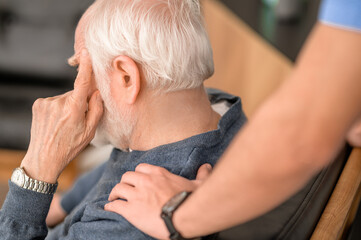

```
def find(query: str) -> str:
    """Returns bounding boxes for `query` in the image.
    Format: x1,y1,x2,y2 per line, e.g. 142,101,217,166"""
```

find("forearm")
174,23,361,237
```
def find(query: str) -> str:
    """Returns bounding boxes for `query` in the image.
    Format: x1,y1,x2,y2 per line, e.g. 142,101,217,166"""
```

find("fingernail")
206,163,212,170
82,49,89,56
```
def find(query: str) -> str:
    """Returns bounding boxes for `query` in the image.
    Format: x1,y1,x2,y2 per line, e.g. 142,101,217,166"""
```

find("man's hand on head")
20,50,104,184
104,163,212,239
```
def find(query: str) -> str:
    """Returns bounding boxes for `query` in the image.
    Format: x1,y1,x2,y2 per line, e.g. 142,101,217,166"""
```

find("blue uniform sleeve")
61,162,107,214
319,0,361,32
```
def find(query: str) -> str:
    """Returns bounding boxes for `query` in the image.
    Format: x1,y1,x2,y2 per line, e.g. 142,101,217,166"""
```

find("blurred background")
1,1,360,239
0,0,93,150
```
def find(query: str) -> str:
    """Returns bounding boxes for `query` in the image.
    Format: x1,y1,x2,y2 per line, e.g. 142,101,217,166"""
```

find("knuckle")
32,98,44,111
73,77,82,87
104,203,113,211
155,166,166,175
135,163,148,172
74,76,87,90
67,94,78,106
88,129,96,139
111,185,120,196
85,123,97,136
115,182,123,189
139,174,151,185
120,172,132,182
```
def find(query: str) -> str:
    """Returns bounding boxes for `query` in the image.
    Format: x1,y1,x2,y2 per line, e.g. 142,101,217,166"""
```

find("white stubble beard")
90,74,136,151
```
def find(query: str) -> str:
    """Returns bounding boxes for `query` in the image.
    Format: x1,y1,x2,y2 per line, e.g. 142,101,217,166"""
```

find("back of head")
84,0,214,92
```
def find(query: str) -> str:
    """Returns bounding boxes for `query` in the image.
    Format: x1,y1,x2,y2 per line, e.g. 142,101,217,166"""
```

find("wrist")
20,158,59,184
172,202,193,239
161,191,196,240
11,167,58,194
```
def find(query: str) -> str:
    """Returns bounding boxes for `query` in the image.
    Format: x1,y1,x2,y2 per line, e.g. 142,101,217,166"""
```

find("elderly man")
0,0,246,239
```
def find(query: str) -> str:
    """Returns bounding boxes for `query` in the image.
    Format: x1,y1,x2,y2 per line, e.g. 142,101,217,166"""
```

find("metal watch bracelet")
11,167,58,194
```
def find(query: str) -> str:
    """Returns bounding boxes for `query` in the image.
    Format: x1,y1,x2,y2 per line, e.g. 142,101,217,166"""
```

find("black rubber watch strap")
161,191,192,240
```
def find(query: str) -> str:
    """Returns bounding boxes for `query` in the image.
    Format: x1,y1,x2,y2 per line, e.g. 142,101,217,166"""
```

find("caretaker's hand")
105,163,212,239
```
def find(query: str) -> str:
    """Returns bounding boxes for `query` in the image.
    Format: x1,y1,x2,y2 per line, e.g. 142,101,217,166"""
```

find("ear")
111,55,141,105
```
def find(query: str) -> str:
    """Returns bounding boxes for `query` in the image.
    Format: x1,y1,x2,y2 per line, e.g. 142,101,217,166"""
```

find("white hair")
83,0,214,92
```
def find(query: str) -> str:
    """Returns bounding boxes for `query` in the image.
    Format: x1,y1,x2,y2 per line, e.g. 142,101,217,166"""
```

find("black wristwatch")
161,191,192,240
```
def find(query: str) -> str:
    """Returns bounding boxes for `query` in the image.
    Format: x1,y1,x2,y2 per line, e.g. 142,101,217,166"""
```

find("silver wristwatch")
11,167,58,194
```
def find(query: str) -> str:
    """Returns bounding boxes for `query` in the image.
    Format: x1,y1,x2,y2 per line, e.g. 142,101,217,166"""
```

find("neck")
129,86,221,151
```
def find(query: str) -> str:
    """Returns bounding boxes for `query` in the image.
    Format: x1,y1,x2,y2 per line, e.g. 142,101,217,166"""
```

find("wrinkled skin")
20,50,103,184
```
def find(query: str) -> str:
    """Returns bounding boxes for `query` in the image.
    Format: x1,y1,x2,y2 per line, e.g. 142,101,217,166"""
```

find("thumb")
86,91,103,133
195,163,212,181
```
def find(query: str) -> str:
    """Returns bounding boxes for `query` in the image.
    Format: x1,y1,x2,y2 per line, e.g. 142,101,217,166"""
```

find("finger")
120,171,147,187
195,163,212,181
72,50,93,103
86,91,103,134
108,182,136,201
104,200,128,214
135,163,167,175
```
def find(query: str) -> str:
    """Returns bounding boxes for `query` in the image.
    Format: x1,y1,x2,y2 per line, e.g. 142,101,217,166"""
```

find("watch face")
11,168,25,187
